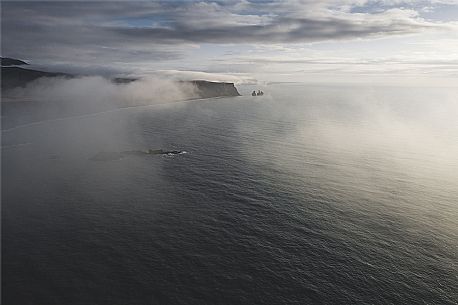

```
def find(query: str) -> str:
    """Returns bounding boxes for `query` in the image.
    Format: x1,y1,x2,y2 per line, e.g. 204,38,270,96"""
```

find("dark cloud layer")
0,1,448,72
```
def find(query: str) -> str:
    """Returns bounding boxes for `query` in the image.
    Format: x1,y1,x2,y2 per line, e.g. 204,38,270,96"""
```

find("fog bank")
8,76,197,108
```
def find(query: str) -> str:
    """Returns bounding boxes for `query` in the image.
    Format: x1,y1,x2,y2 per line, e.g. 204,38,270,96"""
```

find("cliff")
1,64,240,98
188,80,240,98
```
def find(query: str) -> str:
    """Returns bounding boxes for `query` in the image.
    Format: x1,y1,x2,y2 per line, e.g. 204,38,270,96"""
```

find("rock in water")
90,149,185,161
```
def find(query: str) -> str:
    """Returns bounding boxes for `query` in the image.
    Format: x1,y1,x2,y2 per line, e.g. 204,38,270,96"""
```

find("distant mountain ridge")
1,67,71,90
1,57,29,66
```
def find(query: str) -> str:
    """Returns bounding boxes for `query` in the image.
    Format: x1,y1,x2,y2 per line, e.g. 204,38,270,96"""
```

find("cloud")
2,0,457,83
146,70,257,84
2,1,455,67
109,8,439,44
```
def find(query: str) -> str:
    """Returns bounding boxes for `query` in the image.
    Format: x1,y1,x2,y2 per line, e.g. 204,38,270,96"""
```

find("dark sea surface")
2,84,458,304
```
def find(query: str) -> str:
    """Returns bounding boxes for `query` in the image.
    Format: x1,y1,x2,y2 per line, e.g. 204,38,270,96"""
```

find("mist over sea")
2,84,458,304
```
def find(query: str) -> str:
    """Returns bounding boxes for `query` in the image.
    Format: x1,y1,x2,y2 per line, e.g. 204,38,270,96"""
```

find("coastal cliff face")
1,58,241,98
189,80,241,98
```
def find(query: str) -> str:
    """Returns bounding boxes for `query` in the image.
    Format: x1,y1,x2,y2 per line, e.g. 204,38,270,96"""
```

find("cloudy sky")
2,0,458,84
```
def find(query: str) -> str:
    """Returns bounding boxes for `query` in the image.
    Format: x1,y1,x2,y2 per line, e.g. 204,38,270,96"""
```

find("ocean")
2,84,458,304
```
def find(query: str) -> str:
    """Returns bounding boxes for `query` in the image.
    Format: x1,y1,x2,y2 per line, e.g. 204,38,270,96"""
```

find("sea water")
2,84,458,304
